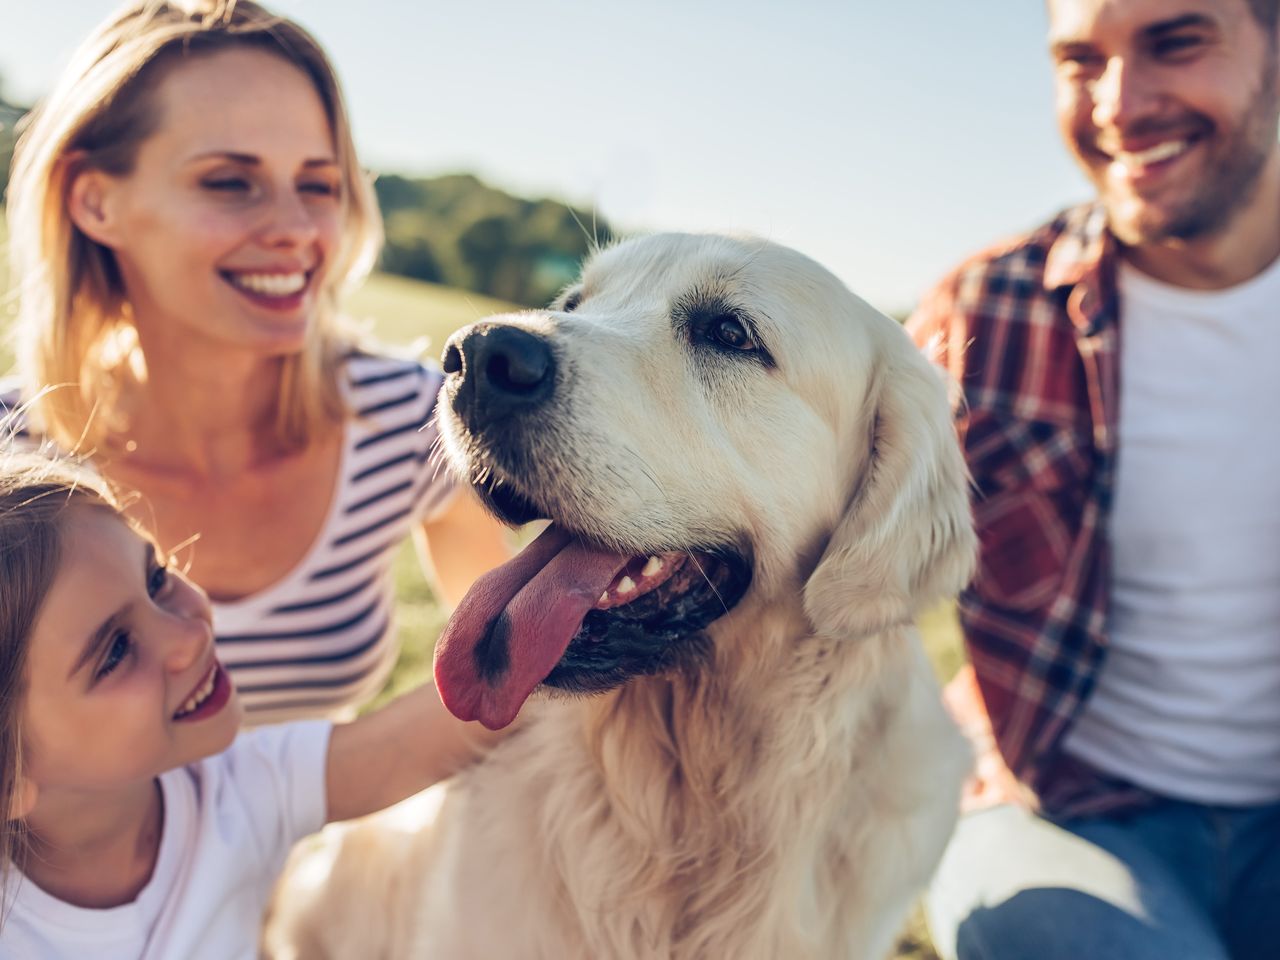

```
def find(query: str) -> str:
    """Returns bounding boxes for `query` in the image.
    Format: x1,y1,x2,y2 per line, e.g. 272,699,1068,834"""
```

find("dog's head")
433,233,974,729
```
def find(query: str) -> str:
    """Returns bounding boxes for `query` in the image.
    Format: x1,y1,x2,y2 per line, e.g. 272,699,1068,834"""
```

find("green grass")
1,212,953,959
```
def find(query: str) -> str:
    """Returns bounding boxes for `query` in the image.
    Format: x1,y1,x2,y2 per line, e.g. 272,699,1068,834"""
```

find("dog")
266,233,976,959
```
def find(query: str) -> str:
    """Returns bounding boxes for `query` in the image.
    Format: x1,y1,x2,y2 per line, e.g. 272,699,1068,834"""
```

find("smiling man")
908,1,1280,958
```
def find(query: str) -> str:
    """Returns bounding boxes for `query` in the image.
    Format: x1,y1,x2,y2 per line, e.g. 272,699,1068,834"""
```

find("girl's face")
75,45,345,358
22,505,241,795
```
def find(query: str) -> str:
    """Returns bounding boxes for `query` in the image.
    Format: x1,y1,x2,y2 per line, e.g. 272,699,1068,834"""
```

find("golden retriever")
267,233,975,959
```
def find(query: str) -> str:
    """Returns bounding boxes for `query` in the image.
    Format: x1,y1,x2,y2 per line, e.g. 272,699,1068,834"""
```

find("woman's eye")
299,180,340,198
202,177,251,192
711,315,755,351
96,632,133,681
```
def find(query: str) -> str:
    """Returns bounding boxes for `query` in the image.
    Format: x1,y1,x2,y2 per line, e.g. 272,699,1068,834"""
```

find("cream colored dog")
267,233,975,959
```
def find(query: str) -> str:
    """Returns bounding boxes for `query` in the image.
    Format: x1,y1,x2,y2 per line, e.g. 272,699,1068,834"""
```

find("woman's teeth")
228,271,307,296
175,665,218,718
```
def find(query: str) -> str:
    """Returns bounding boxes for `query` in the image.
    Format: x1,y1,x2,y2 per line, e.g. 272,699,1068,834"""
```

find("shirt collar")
1044,202,1118,338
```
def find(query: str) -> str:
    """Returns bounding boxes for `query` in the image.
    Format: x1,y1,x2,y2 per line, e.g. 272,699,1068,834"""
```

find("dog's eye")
711,315,756,351
561,290,583,313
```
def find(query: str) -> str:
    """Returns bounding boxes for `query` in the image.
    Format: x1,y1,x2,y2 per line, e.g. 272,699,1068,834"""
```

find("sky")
0,1,1094,316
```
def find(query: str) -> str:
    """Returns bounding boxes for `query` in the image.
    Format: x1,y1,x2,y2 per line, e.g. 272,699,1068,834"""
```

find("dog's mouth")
434,521,752,730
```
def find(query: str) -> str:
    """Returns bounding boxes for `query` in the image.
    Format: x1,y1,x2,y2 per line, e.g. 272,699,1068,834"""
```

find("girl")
0,450,501,957
4,0,512,724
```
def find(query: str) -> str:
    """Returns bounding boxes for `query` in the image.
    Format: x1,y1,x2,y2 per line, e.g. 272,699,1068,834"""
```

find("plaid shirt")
908,202,1156,819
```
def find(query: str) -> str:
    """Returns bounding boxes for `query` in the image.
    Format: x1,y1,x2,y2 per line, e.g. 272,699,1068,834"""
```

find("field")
0,220,957,957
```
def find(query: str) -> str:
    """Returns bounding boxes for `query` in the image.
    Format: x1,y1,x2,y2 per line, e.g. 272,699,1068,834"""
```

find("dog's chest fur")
419,605,964,960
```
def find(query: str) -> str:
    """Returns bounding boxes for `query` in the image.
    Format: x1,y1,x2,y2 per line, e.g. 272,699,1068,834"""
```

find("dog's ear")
803,340,975,639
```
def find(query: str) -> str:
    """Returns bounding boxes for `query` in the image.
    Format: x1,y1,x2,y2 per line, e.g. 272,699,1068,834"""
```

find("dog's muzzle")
442,322,556,434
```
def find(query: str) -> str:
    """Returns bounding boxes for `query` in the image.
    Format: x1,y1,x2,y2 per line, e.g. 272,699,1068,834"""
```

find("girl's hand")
324,680,512,823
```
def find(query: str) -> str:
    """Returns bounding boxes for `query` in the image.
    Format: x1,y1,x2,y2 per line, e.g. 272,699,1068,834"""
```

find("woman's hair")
6,0,382,452
0,447,120,897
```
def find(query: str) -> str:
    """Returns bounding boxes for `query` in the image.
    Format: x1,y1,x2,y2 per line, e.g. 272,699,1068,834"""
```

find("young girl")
0,451,503,958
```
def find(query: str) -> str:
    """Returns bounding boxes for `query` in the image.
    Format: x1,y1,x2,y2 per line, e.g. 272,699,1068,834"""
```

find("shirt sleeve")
213,720,334,867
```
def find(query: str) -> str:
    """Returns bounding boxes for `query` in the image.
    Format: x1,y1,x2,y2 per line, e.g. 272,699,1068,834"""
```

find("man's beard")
1107,54,1280,246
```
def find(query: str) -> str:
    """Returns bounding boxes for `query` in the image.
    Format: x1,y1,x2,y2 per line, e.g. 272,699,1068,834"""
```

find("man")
908,1,1280,958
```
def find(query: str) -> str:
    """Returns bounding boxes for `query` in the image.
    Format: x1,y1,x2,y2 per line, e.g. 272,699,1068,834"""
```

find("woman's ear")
7,776,37,822
66,165,124,249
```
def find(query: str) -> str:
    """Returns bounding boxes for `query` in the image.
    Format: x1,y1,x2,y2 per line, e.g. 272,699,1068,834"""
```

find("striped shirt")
1,352,457,724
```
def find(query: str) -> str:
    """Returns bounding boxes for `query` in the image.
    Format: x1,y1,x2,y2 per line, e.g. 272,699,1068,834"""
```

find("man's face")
1048,0,1280,247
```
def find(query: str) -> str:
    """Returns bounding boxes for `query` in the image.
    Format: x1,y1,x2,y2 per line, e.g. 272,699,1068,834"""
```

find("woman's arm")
324,678,509,822
415,487,514,609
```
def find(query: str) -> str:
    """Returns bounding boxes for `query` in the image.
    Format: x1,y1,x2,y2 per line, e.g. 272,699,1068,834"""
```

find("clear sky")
0,1,1094,316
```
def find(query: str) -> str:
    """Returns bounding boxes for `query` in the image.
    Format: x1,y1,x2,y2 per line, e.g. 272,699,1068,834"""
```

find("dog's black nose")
443,323,556,429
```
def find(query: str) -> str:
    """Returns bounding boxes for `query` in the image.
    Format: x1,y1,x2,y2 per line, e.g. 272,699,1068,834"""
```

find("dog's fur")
266,233,975,959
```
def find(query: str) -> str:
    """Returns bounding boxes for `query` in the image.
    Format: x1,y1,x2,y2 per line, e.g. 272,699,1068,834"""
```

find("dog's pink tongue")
434,524,630,730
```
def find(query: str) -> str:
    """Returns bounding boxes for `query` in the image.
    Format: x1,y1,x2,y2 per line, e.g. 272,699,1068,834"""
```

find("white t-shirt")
1063,257,1280,805
0,720,331,960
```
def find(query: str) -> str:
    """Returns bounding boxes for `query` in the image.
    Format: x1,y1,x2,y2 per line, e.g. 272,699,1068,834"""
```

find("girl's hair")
6,0,382,452
0,448,120,896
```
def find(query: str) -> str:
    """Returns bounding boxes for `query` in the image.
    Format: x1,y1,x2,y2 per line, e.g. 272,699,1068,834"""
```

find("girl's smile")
172,661,233,722
21,505,242,795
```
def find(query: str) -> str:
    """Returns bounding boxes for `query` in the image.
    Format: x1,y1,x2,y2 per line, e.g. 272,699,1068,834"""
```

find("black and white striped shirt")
1,352,457,724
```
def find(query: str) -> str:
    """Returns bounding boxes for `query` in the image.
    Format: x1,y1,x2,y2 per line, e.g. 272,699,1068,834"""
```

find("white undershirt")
1063,256,1280,806
0,721,330,959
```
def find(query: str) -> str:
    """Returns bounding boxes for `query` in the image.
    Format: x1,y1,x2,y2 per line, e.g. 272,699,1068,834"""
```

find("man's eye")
96,632,133,681
1153,35,1204,59
1054,47,1103,74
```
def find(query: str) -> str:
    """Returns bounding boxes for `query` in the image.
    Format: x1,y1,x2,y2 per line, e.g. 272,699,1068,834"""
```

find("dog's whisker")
602,463,648,504
564,202,599,258
619,445,666,497
685,552,729,615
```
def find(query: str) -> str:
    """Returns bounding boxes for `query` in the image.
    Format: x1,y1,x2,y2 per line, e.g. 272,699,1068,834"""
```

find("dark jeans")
926,800,1280,960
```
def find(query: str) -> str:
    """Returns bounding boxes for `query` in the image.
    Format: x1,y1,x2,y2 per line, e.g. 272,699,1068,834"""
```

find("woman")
4,0,512,722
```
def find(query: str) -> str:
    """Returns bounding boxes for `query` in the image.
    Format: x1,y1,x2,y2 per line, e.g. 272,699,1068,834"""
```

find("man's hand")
945,664,1032,812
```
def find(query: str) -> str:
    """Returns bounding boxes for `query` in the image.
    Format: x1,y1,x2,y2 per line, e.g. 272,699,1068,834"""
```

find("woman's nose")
259,185,321,247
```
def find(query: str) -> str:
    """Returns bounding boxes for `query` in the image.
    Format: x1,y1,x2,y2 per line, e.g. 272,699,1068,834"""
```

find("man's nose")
1091,55,1152,132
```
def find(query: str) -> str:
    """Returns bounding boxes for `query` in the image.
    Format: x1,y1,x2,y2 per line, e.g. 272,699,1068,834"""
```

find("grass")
0,215,955,958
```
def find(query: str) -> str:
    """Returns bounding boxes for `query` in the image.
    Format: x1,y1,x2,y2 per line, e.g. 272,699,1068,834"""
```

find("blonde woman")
4,0,512,723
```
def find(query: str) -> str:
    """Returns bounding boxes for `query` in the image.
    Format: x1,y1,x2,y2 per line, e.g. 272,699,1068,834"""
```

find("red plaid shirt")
909,203,1156,819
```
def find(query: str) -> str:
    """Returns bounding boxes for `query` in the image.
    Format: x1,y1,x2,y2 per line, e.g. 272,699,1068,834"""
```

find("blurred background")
1,0,1091,318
